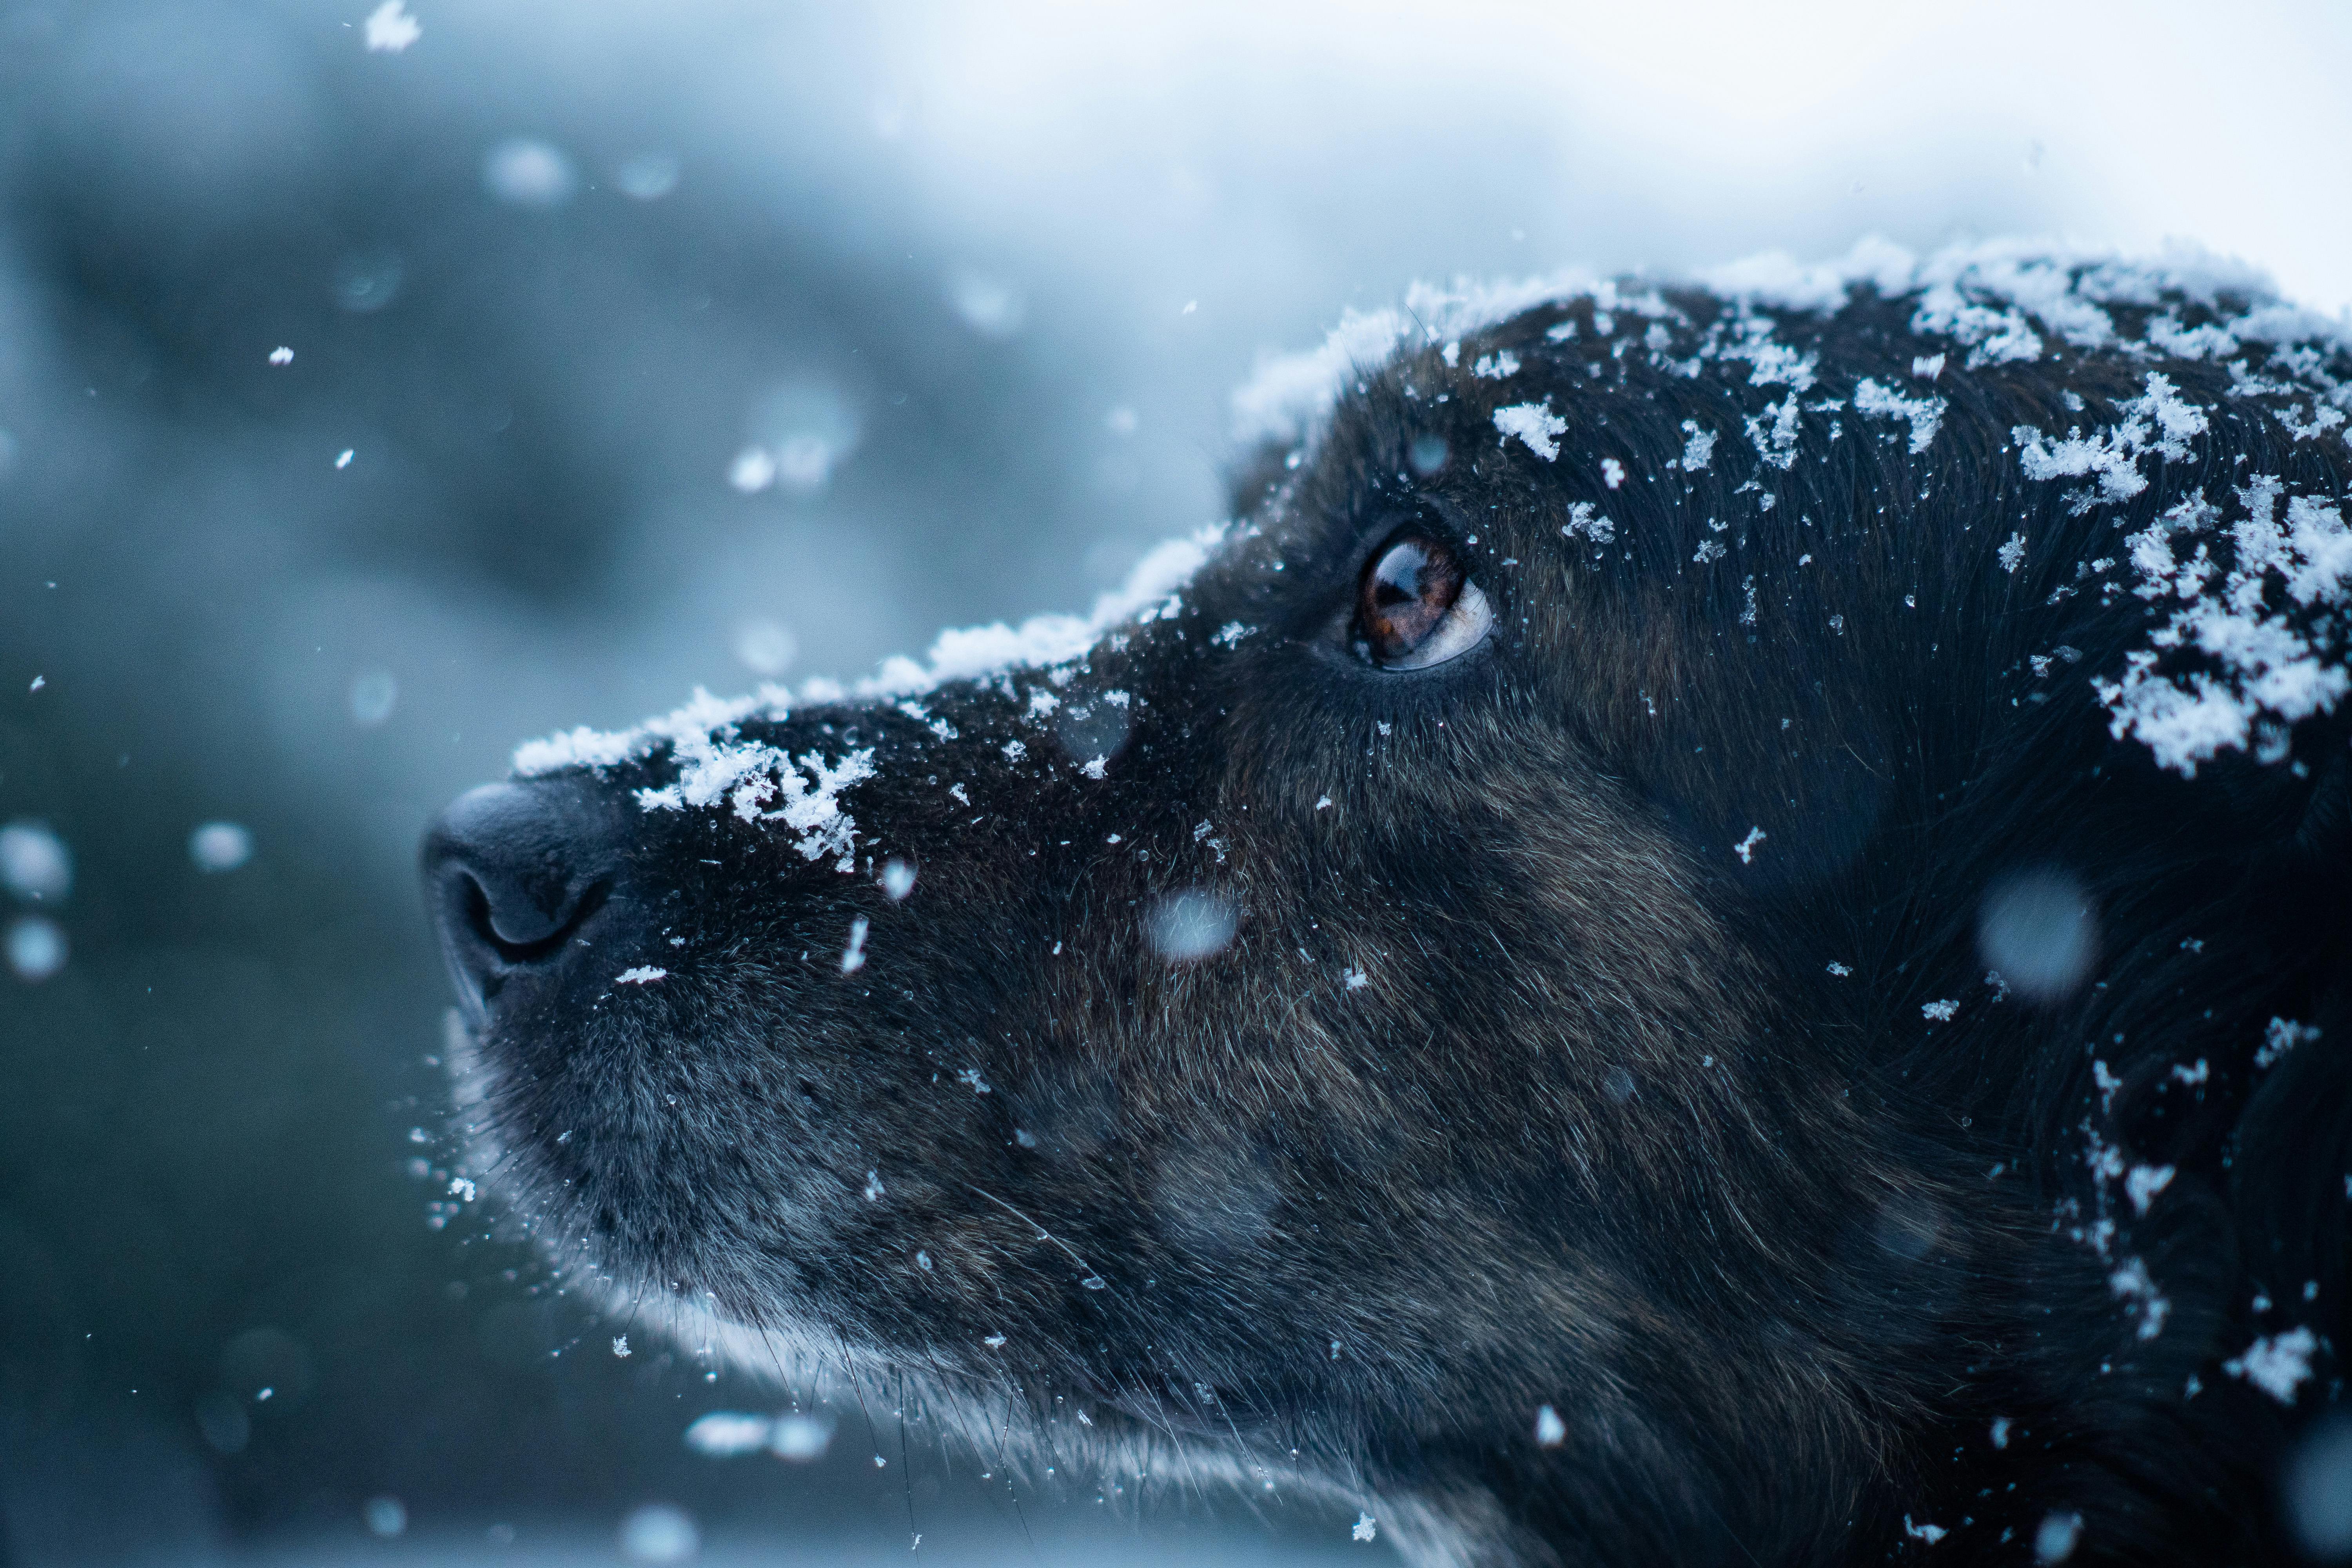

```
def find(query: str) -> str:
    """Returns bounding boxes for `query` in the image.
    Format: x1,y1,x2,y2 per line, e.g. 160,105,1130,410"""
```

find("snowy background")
0,0,2347,1562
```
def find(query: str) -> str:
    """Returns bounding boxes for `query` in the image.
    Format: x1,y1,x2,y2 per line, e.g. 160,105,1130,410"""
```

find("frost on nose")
510,687,875,872
503,523,1230,874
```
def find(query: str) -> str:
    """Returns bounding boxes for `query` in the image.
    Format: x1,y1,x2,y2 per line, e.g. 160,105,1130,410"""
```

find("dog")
425,242,2352,1565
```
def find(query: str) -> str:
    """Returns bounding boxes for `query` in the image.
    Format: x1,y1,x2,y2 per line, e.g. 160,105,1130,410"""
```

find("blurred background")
0,1,2347,1562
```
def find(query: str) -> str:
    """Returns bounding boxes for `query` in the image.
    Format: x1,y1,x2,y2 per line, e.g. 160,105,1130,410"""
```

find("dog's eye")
1354,532,1494,670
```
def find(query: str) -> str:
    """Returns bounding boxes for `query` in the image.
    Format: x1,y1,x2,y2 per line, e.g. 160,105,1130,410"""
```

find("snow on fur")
525,239,2352,817
1241,237,2350,781
510,522,1229,861
2226,1326,2319,1403
1233,270,1673,444
2097,477,2352,775
1851,378,1947,454
1231,235,2348,450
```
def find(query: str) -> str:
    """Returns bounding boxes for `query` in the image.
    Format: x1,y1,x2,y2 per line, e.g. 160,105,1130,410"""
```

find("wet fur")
450,279,2352,1565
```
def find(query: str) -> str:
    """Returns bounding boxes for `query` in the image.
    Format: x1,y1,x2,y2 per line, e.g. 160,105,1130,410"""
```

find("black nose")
422,780,628,1020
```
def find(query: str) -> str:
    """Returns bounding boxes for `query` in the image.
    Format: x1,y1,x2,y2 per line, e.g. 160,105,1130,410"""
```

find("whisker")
834,1326,889,1472
895,1367,920,1548
961,1181,1108,1289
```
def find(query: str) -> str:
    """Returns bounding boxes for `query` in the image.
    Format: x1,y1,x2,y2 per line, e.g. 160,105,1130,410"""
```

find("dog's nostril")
456,864,609,962
421,780,628,1007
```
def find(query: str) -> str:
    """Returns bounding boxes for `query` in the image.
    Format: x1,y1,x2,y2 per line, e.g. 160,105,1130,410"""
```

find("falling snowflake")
363,0,421,52
1534,1405,1566,1446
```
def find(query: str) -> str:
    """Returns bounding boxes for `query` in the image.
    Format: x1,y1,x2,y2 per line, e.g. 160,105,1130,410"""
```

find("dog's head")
425,248,2352,1564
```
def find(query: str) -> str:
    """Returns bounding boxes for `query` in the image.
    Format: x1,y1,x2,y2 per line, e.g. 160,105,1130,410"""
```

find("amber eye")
1353,531,1494,670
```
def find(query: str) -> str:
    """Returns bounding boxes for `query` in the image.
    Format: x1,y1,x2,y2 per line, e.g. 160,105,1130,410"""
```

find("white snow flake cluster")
508,523,1229,865
1744,387,1804,471
2011,372,2210,515
1851,377,1946,454
513,686,873,869
853,522,1222,699
2123,1163,2175,1216
1234,272,1679,445
2256,1015,2321,1069
1235,232,2345,485
1677,420,1717,471
1494,401,1567,461
2225,1325,2319,1403
1561,501,1614,544
2096,475,2352,775
2107,1255,2172,1341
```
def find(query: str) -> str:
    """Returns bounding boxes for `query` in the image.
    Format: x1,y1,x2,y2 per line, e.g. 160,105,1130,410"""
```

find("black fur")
427,257,2352,1565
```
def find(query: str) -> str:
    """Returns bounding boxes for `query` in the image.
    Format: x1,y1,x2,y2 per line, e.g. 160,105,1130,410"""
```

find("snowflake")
1677,420,1717,471
1494,401,1567,461
2225,1326,2318,1403
364,0,422,52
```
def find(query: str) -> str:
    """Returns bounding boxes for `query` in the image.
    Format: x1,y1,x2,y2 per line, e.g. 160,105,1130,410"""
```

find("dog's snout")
422,780,626,1016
